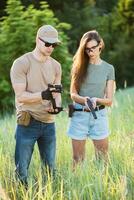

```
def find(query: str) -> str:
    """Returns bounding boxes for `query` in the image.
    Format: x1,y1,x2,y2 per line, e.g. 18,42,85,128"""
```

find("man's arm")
12,83,42,104
11,57,42,104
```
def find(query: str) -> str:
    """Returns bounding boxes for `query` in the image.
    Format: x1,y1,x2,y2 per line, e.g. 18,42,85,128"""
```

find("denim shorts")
67,103,109,140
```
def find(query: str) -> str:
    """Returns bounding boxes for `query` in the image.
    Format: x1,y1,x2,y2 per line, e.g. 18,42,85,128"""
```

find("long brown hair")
71,30,104,92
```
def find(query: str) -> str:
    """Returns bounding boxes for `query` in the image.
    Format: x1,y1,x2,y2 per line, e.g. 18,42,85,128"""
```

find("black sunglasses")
39,37,58,48
85,43,99,53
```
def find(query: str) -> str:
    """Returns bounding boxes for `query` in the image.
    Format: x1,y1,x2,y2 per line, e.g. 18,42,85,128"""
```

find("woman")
67,30,115,168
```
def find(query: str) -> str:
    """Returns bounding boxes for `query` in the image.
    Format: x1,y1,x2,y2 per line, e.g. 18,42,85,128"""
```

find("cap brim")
42,37,60,43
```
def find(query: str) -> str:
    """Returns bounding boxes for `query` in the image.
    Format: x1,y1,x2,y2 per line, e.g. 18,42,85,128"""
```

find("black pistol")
86,98,97,119
48,84,63,114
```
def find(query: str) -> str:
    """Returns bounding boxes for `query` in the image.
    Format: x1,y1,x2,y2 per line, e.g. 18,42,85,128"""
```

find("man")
10,25,62,187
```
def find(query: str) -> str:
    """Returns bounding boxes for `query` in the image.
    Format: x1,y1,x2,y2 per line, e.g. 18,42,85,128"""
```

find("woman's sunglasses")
39,37,58,48
85,43,99,53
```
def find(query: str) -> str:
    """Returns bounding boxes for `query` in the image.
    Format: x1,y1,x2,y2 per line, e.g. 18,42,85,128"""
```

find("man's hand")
47,107,63,114
42,84,62,114
41,88,52,100
41,84,62,100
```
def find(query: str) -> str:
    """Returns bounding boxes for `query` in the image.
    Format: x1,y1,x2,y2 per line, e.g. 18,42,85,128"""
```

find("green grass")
0,87,134,200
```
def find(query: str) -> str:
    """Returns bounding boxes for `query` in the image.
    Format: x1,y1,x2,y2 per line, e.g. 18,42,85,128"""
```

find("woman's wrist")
96,97,99,103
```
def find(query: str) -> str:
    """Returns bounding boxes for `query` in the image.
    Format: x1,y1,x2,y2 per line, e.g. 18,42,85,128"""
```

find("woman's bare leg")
93,137,109,162
72,139,86,169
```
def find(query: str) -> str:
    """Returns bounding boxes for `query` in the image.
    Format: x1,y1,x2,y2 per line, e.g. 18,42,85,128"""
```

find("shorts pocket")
97,109,107,117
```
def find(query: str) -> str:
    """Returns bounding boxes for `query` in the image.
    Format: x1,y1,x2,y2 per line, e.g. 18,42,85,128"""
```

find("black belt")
74,105,105,112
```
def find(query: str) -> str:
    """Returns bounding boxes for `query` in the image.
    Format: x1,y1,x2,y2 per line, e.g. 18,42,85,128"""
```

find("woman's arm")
70,79,87,105
96,80,115,106
70,78,115,107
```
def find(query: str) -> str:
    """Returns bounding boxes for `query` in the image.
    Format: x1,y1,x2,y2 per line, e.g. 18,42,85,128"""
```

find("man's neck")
32,48,48,62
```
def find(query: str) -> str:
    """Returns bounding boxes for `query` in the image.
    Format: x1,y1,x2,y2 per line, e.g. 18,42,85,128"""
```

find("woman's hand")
84,97,97,110
91,97,97,108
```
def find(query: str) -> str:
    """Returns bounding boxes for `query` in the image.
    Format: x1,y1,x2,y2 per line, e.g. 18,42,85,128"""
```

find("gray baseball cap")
37,25,60,43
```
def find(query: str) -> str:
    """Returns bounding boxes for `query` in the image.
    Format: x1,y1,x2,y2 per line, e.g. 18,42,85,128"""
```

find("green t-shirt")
79,60,115,98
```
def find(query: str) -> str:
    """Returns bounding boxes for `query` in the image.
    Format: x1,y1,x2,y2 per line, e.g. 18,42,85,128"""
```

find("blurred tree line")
0,0,134,111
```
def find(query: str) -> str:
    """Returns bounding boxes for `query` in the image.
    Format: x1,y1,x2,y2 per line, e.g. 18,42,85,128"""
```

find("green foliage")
106,0,134,88
95,0,117,13
0,0,72,111
47,0,99,54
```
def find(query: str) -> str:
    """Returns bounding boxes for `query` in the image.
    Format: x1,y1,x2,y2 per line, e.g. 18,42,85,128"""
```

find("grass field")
0,87,134,200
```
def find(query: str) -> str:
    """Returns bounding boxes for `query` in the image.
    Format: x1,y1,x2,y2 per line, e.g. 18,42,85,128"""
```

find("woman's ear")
99,39,105,51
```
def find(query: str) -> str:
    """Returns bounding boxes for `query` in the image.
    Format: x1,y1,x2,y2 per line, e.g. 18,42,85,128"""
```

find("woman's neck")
89,56,102,65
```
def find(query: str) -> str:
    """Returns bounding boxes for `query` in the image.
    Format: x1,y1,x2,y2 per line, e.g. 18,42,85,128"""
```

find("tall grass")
0,87,134,200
